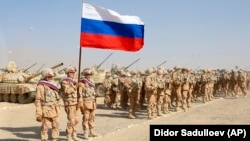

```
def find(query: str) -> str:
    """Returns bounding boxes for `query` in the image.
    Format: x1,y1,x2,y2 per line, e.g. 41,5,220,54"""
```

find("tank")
90,53,113,97
0,62,64,104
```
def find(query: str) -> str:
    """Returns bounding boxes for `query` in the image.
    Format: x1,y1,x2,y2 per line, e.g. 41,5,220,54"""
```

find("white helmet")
41,68,54,78
82,68,92,75
65,66,76,73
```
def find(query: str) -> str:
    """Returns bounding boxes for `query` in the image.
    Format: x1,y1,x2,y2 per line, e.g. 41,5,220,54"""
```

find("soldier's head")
157,69,164,75
173,66,180,71
82,68,93,78
41,68,54,81
65,66,76,77
105,72,112,78
145,68,153,75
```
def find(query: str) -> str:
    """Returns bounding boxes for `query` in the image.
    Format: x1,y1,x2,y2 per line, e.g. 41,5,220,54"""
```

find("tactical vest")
42,85,60,106
82,82,96,101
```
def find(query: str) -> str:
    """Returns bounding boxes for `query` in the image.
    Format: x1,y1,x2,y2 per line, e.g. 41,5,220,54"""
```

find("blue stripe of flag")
81,18,144,38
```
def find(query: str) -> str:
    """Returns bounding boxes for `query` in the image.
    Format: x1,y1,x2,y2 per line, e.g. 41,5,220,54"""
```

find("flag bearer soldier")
60,66,81,141
78,68,98,139
35,68,61,141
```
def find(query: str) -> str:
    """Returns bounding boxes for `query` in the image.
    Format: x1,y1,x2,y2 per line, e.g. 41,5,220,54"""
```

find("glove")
36,115,43,122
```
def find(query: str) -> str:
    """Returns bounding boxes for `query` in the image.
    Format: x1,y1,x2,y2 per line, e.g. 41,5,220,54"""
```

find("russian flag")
80,3,144,52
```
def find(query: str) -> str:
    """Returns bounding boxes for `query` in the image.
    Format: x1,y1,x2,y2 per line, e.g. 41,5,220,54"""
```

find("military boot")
89,128,99,137
147,112,154,120
157,105,163,116
128,113,136,119
72,132,81,141
83,130,89,139
66,134,73,141
163,105,169,114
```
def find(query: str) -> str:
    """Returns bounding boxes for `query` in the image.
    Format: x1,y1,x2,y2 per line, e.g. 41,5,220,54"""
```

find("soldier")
221,70,231,97
35,68,61,141
102,72,113,109
124,71,142,119
163,69,172,114
237,69,247,97
201,69,210,103
144,68,157,119
110,74,121,109
171,66,182,111
155,69,165,116
60,66,80,141
78,68,98,139
180,68,191,111
118,70,129,110
229,70,238,97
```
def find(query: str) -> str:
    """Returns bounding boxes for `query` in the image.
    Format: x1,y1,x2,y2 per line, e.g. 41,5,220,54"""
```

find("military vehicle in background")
90,53,113,97
0,62,64,104
111,58,141,74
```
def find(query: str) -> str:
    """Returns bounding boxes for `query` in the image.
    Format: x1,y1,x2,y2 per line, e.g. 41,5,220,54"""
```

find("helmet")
41,68,54,78
157,69,164,75
145,68,153,75
65,66,76,73
82,68,92,75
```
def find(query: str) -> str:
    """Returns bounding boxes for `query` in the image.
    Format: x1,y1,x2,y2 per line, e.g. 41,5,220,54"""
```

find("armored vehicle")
91,53,113,97
0,62,64,104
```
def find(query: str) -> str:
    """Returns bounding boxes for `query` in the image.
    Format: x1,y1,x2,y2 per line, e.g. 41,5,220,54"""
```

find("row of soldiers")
102,66,250,119
35,66,98,141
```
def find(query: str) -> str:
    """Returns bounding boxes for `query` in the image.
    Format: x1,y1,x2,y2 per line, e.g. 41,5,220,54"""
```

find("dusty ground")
0,93,250,141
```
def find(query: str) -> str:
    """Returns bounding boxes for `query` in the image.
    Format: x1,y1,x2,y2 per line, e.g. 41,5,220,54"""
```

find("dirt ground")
0,92,250,141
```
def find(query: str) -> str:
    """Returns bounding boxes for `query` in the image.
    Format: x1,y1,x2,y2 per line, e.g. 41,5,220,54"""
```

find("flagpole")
77,0,84,107
78,0,84,82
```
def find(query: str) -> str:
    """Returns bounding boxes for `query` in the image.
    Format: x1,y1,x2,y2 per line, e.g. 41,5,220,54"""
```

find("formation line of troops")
102,66,250,119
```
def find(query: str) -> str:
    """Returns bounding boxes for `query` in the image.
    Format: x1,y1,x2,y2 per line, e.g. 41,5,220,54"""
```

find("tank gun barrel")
157,60,167,67
37,63,45,73
25,62,64,82
96,52,113,70
124,58,140,70
24,63,37,72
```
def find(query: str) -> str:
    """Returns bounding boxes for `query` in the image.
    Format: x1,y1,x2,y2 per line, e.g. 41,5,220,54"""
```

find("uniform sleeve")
78,82,85,102
34,85,43,117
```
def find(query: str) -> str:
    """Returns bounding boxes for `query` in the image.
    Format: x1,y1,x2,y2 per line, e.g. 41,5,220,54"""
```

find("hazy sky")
0,0,250,72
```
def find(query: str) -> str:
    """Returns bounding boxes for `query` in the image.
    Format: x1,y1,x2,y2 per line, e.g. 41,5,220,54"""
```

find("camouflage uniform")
155,69,165,116
163,70,172,114
201,69,210,103
180,68,191,111
172,66,182,111
118,71,129,110
144,68,157,119
78,68,98,139
124,71,142,119
102,72,113,109
110,74,121,109
35,68,61,141
60,66,80,141
229,70,238,97
237,70,247,97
